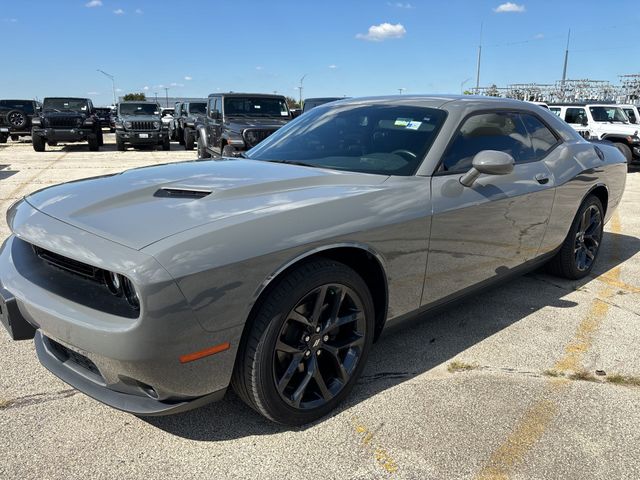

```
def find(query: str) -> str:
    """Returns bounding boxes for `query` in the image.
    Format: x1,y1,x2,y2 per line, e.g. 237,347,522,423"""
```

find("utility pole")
475,22,483,93
164,87,170,107
298,74,307,107
398,88,405,95
154,92,158,103
560,29,571,100
97,69,116,105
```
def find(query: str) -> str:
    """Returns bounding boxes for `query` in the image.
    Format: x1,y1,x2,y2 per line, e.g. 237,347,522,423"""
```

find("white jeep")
549,103,640,162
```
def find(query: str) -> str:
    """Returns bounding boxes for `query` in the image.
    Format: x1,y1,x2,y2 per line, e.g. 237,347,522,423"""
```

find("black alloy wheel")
273,283,367,410
574,204,602,272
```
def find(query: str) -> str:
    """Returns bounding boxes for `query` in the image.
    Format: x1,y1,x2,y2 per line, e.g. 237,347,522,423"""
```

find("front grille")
48,117,80,128
131,121,156,131
33,245,103,283
243,128,276,147
48,337,102,377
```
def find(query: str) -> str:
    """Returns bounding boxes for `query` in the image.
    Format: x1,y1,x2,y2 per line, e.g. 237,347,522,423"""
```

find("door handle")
535,173,550,185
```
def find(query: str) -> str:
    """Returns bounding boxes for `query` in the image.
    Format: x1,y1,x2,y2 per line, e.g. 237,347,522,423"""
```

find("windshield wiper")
264,159,317,168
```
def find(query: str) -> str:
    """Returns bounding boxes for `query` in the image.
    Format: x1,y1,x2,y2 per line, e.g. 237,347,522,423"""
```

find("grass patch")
448,360,478,373
543,369,562,378
568,369,598,382
606,374,640,387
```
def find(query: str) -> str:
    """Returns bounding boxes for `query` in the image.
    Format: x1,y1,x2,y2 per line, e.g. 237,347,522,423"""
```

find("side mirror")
459,150,515,187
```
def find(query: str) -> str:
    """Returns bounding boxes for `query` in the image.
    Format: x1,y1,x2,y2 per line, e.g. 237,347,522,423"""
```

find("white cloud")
387,2,413,8
113,8,124,15
2,18,18,22
356,22,406,42
534,33,544,39
87,91,99,95
255,66,263,70
494,2,525,13
184,76,192,81
85,0,102,7
328,64,338,69
115,88,123,92
135,8,143,14
143,86,150,91
169,82,184,87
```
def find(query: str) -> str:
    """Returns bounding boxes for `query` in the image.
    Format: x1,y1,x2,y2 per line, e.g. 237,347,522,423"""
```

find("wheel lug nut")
323,335,329,342
316,350,322,356
305,350,311,357
304,336,310,342
315,326,321,333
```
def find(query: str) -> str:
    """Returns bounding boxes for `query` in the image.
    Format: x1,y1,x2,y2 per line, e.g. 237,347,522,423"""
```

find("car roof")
0,99,35,102
119,101,159,105
305,97,345,102
207,92,286,99
331,95,540,110
43,97,90,101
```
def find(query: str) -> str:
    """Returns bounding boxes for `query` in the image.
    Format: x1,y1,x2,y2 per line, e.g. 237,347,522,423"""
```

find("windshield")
119,103,160,116
246,104,447,176
589,106,628,123
303,98,342,112
43,98,89,112
224,97,289,117
0,100,34,114
189,102,206,114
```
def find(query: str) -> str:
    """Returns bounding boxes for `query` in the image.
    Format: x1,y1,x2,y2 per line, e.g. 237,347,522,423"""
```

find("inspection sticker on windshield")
406,121,422,130
394,118,411,126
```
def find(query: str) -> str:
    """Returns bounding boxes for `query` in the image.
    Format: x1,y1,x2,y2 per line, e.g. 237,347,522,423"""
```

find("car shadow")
143,231,640,441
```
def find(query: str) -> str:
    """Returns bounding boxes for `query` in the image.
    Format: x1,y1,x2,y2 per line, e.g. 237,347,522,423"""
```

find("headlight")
115,121,123,129
83,119,94,126
122,277,139,309
104,271,139,309
32,117,41,126
153,121,160,129
124,121,132,129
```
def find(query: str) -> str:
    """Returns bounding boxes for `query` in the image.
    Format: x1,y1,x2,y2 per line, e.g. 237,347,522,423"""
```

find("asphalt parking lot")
1,135,639,480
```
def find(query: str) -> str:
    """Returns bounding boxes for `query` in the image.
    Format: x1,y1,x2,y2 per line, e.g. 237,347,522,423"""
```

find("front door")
422,111,559,305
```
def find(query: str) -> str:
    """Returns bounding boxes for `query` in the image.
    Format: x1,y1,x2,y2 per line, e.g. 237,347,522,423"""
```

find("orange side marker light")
179,342,231,364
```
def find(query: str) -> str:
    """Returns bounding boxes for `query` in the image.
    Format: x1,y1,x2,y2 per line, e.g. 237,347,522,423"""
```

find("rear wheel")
10,135,19,142
613,142,632,163
116,136,125,151
32,134,45,151
47,141,58,146
0,134,8,144
184,128,194,150
547,194,604,279
97,129,104,146
6,110,27,130
232,259,374,425
161,136,170,151
197,134,211,159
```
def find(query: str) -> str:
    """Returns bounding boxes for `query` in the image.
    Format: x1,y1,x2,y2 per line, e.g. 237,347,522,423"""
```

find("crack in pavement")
0,388,78,411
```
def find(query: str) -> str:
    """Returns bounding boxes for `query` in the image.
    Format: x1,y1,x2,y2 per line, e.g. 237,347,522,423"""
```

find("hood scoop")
154,187,211,199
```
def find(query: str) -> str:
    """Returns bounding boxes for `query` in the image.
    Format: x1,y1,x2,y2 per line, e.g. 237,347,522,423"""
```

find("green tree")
285,96,300,109
123,93,146,101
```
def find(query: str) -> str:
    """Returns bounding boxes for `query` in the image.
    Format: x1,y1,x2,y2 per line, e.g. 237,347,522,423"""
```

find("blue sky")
2,0,638,106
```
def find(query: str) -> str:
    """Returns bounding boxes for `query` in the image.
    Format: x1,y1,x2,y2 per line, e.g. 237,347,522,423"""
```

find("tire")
547,194,604,280
0,134,7,144
222,144,237,157
613,142,632,163
184,128,194,150
231,259,375,425
177,127,185,145
32,134,45,151
97,129,104,146
6,110,28,130
116,136,126,151
47,141,58,146
197,134,211,159
10,135,19,142
88,134,99,151
161,136,170,151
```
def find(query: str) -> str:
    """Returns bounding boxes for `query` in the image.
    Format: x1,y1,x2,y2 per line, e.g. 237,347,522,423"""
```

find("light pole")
97,69,116,105
164,87,170,107
398,88,405,95
460,78,471,94
154,92,158,103
298,74,307,107
475,22,483,93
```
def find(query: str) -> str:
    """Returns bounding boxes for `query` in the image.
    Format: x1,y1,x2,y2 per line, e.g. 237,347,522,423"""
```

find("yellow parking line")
475,211,622,480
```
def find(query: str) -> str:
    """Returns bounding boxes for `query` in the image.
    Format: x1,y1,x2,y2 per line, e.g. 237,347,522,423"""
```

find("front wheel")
32,134,45,151
116,136,126,151
197,134,211,159
0,134,8,144
161,136,170,151
184,128,194,150
547,194,604,279
613,142,632,163
232,259,375,425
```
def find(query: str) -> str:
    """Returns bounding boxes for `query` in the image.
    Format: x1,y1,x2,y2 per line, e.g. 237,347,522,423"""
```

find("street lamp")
164,87,170,108
398,88,405,95
298,74,307,107
460,78,471,94
97,69,116,105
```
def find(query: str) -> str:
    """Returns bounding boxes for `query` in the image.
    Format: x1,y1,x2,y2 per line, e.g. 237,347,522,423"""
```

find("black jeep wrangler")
32,97,103,151
114,101,170,151
196,93,291,158
0,99,39,143
176,100,207,150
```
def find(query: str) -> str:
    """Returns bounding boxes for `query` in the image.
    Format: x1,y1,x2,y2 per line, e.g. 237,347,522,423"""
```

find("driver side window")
441,112,536,173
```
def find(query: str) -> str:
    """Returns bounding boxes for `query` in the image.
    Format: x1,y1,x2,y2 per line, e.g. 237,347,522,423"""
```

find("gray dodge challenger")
0,96,626,425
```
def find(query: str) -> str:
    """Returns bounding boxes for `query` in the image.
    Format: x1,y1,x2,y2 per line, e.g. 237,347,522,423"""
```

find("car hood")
24,159,388,250
225,117,289,132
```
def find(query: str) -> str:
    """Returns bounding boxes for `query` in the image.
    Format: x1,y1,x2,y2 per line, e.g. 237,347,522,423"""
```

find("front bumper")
116,130,167,145
1,201,241,415
32,127,92,142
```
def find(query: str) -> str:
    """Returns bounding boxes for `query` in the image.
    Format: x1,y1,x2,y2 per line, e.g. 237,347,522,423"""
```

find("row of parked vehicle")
1,95,638,162
0,95,341,153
